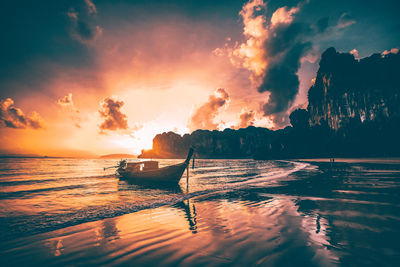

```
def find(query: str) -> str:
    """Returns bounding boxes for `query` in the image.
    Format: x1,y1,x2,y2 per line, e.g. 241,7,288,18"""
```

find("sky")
0,0,399,157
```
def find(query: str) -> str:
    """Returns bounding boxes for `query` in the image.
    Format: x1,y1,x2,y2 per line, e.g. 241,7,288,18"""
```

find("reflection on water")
0,158,400,266
175,199,198,233
1,195,339,266
0,158,303,240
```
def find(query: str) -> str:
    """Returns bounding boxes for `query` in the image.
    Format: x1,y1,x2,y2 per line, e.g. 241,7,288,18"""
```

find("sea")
0,157,399,266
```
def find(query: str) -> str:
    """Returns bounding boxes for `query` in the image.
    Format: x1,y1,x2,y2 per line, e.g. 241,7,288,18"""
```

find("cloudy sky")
0,0,399,156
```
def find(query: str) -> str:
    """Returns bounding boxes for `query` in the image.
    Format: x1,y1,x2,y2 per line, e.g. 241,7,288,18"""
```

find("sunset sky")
0,0,399,157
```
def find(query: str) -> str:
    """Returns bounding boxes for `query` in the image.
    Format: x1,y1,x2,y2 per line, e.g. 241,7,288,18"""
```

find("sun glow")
109,122,189,155
0,1,271,158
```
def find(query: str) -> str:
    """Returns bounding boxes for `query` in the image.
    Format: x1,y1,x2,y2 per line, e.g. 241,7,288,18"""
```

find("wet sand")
1,159,400,266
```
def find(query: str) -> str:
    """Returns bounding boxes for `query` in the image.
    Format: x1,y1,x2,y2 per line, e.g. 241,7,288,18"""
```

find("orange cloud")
382,48,399,56
238,109,255,128
270,6,299,27
350,49,359,59
216,0,331,127
188,88,230,132
57,93,74,106
0,98,44,129
230,0,268,77
84,0,97,14
99,96,129,132
57,93,81,128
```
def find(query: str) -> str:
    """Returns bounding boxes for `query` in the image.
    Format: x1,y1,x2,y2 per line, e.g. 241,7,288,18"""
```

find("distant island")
140,47,400,159
99,154,137,159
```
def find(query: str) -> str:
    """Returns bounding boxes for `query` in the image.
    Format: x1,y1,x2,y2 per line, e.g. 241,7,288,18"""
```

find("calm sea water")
0,158,305,240
1,158,400,266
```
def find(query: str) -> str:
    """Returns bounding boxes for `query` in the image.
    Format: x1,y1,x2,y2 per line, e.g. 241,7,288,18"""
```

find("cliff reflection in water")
2,191,341,266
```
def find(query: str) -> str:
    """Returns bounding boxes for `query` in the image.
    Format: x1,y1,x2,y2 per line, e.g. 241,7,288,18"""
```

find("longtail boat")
116,148,194,184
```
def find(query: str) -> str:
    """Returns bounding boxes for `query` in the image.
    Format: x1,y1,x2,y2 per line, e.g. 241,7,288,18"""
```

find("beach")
1,158,400,266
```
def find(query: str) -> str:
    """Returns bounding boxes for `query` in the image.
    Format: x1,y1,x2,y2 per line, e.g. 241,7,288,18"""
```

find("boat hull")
117,148,193,185
118,162,188,184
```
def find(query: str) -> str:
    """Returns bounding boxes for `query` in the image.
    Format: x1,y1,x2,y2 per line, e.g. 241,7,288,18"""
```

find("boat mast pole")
185,148,194,192
186,164,189,192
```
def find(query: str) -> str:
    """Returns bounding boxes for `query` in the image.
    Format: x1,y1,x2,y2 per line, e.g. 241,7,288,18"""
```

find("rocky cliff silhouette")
308,47,400,129
140,127,273,159
140,47,400,159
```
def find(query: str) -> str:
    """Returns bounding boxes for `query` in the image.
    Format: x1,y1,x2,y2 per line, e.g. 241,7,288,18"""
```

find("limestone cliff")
307,47,400,129
139,127,274,159
140,47,400,159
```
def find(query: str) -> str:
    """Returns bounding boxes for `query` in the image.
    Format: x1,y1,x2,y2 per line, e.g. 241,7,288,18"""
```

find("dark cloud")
0,0,99,99
99,97,129,132
188,88,230,132
238,110,255,128
220,0,336,126
1,0,399,129
258,7,329,117
260,38,312,115
0,98,44,129
67,0,102,44
217,0,399,127
269,112,291,129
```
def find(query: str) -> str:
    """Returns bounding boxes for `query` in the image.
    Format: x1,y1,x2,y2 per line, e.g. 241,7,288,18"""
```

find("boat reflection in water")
174,199,198,233
118,181,198,233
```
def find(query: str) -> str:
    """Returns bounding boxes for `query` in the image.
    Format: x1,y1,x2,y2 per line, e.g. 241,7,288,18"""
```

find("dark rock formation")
308,47,400,129
140,47,400,159
289,109,310,129
139,127,274,159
